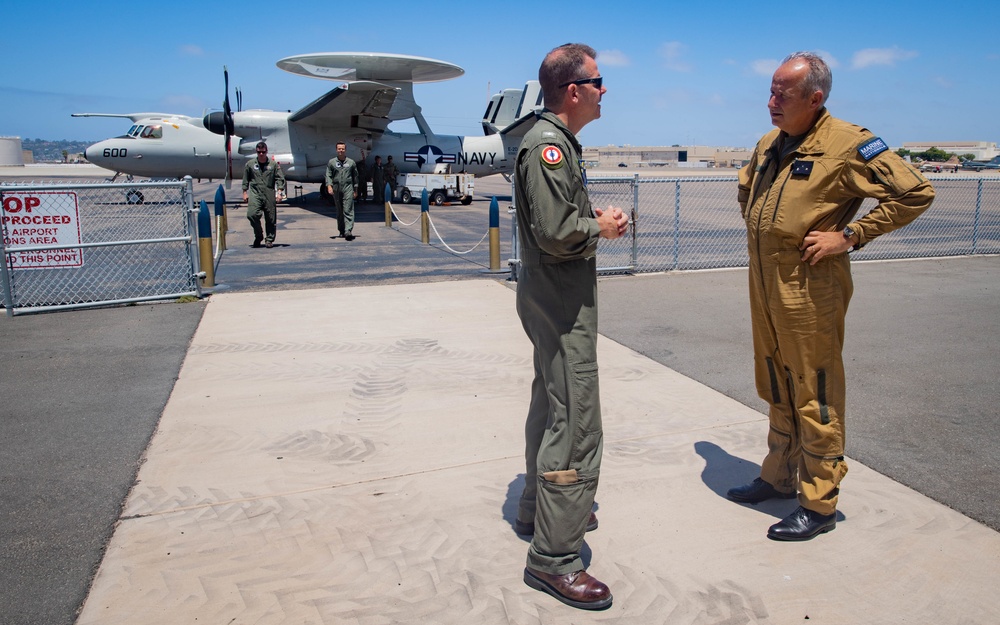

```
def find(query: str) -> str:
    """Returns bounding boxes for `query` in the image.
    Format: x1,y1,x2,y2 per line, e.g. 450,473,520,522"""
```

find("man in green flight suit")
513,43,628,611
325,142,359,240
242,141,285,248
382,155,399,200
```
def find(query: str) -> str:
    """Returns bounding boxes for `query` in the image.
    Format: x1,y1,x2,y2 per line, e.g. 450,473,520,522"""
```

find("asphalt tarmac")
2,166,998,624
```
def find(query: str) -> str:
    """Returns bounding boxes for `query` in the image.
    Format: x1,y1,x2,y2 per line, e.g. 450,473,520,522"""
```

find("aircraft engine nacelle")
203,111,228,136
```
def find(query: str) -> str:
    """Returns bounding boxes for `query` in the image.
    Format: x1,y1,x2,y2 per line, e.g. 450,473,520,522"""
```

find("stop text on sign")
2,191,84,269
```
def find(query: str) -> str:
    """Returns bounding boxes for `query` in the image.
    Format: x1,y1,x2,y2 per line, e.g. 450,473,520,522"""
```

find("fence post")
508,177,520,281
973,178,983,254
0,189,12,316
673,179,681,270
632,173,639,270
421,188,430,243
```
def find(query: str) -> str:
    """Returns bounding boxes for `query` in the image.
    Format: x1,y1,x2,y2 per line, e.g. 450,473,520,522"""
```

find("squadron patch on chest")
541,145,564,169
858,137,889,161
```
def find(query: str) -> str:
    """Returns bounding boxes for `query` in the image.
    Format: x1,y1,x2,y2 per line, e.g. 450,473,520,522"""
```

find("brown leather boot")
523,567,612,610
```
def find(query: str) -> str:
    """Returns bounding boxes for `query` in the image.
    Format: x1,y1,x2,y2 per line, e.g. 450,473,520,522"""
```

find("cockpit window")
127,124,139,136
139,125,162,139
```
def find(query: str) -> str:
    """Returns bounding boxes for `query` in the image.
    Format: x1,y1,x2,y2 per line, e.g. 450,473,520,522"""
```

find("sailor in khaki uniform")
732,51,934,541
514,43,627,611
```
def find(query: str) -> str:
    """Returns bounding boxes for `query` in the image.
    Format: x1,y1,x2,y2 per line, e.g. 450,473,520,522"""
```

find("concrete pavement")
3,165,999,623
67,280,999,624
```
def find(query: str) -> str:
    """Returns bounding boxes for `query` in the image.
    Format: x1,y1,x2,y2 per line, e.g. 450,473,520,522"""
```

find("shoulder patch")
858,137,889,161
541,145,564,169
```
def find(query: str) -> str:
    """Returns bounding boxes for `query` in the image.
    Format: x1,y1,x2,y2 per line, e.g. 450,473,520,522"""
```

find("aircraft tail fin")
481,81,543,137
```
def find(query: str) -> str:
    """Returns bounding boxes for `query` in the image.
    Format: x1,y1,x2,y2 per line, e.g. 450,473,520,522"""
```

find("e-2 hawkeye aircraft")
73,52,543,188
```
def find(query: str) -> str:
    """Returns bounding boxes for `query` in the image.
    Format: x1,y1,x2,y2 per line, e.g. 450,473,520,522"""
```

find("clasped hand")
595,206,629,239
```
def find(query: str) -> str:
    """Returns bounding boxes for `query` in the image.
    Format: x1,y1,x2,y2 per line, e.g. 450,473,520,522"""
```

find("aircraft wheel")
430,191,446,206
126,189,144,204
400,188,412,204
460,196,473,205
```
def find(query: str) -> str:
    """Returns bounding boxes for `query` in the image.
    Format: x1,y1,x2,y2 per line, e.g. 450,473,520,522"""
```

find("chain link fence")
1,178,202,316
515,175,1000,274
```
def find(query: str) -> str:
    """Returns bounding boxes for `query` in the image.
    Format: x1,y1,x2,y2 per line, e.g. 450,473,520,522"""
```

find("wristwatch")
843,225,858,248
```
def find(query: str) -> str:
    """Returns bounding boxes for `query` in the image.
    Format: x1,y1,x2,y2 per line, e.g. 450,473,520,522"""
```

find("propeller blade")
222,66,234,186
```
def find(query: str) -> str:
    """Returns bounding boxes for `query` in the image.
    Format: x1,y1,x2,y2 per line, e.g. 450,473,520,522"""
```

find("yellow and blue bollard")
214,185,227,252
198,200,215,288
489,196,501,271
421,188,430,243
384,182,393,227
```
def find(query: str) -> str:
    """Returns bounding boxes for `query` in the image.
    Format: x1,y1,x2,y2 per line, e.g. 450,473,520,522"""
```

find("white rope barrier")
388,201,490,255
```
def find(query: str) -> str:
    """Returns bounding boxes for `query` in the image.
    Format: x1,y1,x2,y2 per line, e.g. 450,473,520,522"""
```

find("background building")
584,145,752,169
901,141,998,160
0,136,25,166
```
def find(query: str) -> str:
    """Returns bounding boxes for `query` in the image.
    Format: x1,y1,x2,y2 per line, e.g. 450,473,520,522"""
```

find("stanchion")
480,196,510,275
421,188,430,243
384,182,392,226
198,200,215,288
214,184,227,252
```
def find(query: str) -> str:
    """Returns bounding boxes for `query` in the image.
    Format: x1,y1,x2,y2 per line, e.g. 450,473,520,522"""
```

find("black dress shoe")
523,567,612,610
514,511,598,536
727,478,796,504
767,506,836,541
251,239,262,248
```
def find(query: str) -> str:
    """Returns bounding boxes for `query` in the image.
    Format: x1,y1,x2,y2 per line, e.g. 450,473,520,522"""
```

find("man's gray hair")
783,51,832,105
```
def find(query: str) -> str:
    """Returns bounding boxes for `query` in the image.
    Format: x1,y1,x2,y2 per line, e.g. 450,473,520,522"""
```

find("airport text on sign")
1,191,84,269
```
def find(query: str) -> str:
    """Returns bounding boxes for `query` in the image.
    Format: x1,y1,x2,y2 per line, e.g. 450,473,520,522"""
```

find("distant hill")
21,138,95,163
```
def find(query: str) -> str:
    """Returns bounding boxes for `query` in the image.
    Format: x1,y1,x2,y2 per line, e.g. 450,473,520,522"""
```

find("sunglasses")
559,76,603,89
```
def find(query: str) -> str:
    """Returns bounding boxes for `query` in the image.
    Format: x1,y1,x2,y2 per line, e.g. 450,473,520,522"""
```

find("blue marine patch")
858,137,889,161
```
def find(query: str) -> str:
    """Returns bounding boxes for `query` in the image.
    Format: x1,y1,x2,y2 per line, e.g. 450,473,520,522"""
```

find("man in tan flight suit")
514,43,628,610
731,51,935,540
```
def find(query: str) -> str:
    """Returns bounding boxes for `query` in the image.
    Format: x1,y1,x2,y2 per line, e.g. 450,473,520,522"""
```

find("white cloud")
933,75,953,89
851,46,918,69
750,59,779,76
179,44,204,57
599,49,630,67
814,50,840,69
659,42,692,72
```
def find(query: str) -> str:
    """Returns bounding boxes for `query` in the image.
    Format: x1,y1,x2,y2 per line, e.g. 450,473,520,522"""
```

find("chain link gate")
1,178,203,316
509,175,1000,277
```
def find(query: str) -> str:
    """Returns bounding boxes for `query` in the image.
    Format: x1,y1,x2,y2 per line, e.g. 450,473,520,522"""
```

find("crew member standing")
383,155,399,200
325,142,359,240
514,43,627,611
731,51,935,540
371,155,386,204
356,151,369,202
242,141,285,248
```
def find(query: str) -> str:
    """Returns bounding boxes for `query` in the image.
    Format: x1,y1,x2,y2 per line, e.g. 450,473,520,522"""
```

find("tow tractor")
396,165,475,205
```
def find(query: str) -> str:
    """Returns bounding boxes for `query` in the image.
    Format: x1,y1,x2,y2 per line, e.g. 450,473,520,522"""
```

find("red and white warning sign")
1,191,84,269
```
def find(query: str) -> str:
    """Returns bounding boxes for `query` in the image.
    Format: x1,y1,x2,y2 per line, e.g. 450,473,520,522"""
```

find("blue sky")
2,1,997,150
